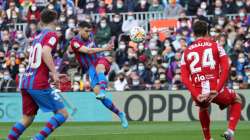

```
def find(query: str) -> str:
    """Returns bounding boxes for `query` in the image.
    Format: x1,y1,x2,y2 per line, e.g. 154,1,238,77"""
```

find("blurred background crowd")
0,0,250,92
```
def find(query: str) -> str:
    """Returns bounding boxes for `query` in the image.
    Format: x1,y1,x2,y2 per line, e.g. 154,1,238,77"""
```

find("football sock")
7,122,26,140
199,109,211,140
228,102,241,131
101,97,120,115
98,72,107,93
35,113,66,140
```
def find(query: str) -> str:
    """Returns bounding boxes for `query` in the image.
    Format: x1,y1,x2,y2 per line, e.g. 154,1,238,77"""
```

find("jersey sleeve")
217,43,227,58
180,52,200,98
215,43,230,92
70,39,83,52
43,32,58,49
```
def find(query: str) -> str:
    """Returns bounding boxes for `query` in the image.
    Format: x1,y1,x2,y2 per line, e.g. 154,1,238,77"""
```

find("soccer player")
181,20,242,140
69,21,128,128
7,9,68,140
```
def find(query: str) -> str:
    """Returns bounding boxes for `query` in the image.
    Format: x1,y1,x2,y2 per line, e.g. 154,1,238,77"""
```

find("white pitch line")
22,131,154,139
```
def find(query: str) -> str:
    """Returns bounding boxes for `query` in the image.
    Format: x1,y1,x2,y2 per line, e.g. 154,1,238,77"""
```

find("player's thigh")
88,65,99,88
96,58,111,74
213,87,237,110
28,89,65,112
96,63,106,73
21,89,39,116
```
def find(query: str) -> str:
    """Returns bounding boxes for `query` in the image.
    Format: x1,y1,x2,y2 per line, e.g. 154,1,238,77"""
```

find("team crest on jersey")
74,42,80,48
48,37,56,46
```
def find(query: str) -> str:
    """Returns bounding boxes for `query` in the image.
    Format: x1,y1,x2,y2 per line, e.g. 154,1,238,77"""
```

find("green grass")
1,121,250,140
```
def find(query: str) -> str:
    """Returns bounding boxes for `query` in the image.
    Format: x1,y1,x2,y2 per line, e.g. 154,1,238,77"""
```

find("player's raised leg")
95,63,108,99
94,63,128,128
7,90,38,140
94,86,128,129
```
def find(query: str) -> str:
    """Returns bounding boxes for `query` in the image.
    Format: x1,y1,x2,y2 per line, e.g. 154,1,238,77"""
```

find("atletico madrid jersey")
181,38,228,94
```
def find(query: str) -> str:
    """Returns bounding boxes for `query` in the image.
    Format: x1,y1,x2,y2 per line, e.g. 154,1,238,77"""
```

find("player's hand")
51,72,60,88
207,90,218,103
197,94,209,103
105,44,114,51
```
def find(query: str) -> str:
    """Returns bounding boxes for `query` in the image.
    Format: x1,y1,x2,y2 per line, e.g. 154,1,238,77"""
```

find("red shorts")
195,87,237,110
21,89,38,115
95,57,111,75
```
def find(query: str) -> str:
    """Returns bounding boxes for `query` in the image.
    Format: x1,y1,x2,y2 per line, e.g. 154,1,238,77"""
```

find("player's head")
193,20,208,37
78,21,92,39
40,9,58,29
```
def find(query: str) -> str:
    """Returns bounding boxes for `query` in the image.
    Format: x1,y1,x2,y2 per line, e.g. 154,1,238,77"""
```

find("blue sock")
35,113,66,140
7,122,26,140
98,72,107,93
101,98,120,115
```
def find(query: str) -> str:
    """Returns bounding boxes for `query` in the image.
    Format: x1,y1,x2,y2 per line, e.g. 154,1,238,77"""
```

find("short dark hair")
40,9,58,24
78,21,92,29
193,20,208,37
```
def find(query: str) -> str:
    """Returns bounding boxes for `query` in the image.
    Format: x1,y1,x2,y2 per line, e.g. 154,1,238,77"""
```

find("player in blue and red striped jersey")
69,21,128,128
7,9,68,140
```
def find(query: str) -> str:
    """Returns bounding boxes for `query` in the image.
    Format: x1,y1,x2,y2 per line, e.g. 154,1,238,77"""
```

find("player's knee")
234,94,242,104
21,115,35,127
57,109,69,119
96,64,105,73
62,111,69,119
93,86,100,95
199,107,209,112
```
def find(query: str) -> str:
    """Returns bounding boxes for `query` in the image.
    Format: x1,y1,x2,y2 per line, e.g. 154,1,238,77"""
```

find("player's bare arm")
78,44,113,54
42,45,59,87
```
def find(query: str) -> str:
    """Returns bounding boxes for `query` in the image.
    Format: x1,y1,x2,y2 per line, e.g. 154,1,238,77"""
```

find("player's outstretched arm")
78,44,113,54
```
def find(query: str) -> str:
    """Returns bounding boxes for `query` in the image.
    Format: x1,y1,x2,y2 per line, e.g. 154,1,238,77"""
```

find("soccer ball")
129,26,146,43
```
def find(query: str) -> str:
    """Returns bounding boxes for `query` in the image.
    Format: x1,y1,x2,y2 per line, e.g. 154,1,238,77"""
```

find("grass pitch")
0,121,249,140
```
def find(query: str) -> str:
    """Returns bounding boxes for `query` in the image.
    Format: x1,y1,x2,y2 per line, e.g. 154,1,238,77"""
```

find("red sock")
228,102,241,131
199,109,211,140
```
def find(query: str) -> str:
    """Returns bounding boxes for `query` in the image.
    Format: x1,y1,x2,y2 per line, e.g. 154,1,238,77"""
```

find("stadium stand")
0,0,250,92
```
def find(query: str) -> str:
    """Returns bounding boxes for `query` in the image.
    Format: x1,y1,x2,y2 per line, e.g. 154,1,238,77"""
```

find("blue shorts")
88,65,99,88
28,89,65,112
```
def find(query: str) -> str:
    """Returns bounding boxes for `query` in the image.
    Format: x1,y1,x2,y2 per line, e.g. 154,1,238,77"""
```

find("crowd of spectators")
0,0,250,92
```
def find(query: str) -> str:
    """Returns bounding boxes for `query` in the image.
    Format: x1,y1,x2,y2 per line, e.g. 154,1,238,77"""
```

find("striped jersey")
70,34,100,70
20,29,58,90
